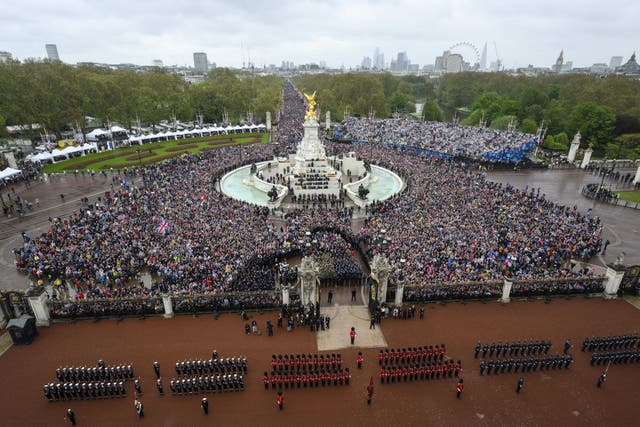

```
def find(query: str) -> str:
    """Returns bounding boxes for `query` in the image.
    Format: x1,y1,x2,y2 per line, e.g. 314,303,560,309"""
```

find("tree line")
294,73,439,122
0,60,282,138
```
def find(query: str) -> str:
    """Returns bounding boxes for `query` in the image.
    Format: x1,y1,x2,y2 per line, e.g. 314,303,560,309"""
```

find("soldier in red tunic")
365,378,374,405
276,391,284,410
357,352,364,369
350,327,356,345
456,379,464,399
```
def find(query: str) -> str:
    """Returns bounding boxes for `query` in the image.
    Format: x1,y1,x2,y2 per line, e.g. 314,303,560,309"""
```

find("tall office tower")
609,56,623,70
152,59,163,67
193,52,209,74
396,51,409,71
373,47,385,70
361,56,372,70
45,44,59,61
480,42,488,70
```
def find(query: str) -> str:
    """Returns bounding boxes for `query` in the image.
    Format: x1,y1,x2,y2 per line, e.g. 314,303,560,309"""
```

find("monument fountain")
221,92,403,209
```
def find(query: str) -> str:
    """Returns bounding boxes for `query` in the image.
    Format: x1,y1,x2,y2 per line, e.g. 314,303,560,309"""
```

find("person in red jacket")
276,391,284,410
357,352,364,369
269,373,276,389
365,378,374,405
456,379,464,399
350,327,356,345
262,372,269,390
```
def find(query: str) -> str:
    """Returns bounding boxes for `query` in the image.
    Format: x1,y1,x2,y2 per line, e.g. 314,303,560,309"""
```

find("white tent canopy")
0,167,22,180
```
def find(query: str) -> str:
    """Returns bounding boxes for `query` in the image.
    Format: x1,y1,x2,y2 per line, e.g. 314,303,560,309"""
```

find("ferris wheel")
448,42,481,69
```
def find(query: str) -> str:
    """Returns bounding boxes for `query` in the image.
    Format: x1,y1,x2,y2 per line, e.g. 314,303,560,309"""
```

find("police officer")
201,397,209,415
65,409,76,425
474,342,481,358
153,361,160,379
597,371,606,388
564,339,572,354
479,360,486,375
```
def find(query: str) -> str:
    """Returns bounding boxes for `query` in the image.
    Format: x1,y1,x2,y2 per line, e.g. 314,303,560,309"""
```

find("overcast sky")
2,0,638,69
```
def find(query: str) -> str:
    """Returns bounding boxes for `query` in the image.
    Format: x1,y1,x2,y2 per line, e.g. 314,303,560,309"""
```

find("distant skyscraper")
152,59,163,67
193,52,209,74
45,44,59,61
609,56,623,70
480,42,487,70
361,56,372,70
390,52,409,72
373,47,385,70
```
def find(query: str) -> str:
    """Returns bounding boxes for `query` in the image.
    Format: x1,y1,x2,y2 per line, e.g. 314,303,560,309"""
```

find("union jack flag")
157,218,168,234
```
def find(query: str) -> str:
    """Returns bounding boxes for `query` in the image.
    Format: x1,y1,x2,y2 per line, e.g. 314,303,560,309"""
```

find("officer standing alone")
456,379,464,399
65,409,76,425
201,397,209,415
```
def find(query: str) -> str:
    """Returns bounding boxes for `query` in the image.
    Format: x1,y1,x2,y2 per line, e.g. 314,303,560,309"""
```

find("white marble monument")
567,131,581,163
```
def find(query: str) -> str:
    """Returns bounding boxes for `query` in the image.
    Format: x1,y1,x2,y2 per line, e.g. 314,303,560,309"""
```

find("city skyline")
1,0,638,69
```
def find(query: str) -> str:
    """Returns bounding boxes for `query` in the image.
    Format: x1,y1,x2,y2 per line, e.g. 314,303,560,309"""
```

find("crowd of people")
340,116,536,162
356,146,602,286
14,79,605,314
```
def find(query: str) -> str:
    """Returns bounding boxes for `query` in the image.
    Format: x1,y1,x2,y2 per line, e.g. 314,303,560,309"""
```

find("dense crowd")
356,147,602,285
340,117,535,161
15,80,604,312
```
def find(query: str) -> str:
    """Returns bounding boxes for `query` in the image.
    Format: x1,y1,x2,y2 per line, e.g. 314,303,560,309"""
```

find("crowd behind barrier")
340,116,537,163
13,80,606,317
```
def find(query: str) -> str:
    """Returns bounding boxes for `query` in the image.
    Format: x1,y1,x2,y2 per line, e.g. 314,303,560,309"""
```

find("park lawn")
41,132,268,173
614,190,640,203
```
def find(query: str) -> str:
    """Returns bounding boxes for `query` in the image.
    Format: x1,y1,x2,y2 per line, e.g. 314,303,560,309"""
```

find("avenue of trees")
0,60,282,138
294,73,437,121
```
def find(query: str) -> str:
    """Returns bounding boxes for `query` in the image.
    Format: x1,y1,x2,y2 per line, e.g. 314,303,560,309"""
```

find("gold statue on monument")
304,91,318,121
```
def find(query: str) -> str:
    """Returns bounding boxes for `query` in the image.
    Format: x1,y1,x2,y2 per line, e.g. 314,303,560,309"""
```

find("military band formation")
45,360,134,401
261,353,351,389
48,331,639,422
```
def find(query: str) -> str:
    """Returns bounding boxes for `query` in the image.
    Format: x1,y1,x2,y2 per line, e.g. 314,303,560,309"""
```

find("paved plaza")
0,297,638,426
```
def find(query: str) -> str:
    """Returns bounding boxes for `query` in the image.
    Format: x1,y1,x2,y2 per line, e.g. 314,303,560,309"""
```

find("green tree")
422,100,443,122
490,115,517,131
519,118,538,134
554,132,569,147
567,102,616,152
387,91,415,113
